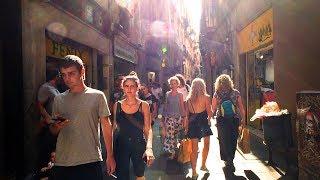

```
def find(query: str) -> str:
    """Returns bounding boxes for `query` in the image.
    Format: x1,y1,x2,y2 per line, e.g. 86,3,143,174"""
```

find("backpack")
220,92,236,118
185,84,190,92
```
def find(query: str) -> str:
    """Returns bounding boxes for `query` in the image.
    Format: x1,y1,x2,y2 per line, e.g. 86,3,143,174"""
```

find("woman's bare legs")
191,138,199,176
201,136,210,170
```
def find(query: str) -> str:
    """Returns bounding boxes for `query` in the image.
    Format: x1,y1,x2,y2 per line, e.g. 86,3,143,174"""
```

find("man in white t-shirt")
49,55,115,179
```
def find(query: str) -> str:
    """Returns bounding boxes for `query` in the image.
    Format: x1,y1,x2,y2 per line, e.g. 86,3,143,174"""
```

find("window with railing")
51,0,84,17
50,0,109,35
85,2,94,24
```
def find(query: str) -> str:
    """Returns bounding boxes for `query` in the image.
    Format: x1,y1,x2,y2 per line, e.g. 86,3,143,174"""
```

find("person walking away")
161,83,169,104
37,69,60,169
151,82,162,109
110,75,125,107
186,78,213,179
140,84,158,126
49,55,115,179
175,74,190,102
212,74,245,172
113,74,154,180
162,76,187,159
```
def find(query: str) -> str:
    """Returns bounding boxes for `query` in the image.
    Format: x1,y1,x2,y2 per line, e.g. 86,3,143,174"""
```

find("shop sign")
46,37,90,65
238,8,273,53
114,36,138,64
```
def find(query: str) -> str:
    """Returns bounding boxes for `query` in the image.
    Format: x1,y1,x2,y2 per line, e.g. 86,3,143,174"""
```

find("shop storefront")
237,8,274,130
22,1,112,171
113,35,138,78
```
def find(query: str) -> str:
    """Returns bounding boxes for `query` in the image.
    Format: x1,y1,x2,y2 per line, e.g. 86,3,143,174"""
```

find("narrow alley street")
143,117,287,180
2,1,320,179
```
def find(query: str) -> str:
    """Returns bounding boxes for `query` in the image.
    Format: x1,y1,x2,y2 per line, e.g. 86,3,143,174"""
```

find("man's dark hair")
46,69,59,81
60,55,84,72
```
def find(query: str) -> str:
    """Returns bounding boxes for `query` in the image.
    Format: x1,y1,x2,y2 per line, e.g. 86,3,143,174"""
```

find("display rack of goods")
297,91,320,180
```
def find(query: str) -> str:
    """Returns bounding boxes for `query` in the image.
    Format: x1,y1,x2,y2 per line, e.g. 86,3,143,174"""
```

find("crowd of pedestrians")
34,55,246,180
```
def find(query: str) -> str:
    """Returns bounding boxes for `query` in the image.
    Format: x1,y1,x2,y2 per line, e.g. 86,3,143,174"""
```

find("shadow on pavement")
244,170,260,180
201,172,210,180
222,167,246,180
185,172,210,180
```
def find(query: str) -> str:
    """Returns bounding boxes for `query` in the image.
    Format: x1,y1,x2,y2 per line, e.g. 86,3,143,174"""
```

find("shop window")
50,0,108,35
247,48,274,130
51,0,84,18
254,48,274,90
97,12,104,30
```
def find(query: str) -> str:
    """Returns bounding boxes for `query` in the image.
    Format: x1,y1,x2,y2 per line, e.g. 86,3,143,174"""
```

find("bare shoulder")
205,95,211,102
141,100,150,114
113,100,122,111
139,99,149,108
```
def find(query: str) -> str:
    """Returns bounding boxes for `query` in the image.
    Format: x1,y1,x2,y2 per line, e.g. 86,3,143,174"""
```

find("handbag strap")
114,101,121,123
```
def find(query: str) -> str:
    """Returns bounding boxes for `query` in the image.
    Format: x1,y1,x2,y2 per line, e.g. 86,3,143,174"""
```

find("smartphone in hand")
143,156,148,164
52,116,67,122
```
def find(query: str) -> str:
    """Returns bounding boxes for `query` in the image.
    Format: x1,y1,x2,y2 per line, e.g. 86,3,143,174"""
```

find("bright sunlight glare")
184,0,202,37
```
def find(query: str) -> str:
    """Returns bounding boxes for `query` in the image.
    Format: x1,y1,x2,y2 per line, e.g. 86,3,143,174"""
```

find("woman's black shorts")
114,135,146,179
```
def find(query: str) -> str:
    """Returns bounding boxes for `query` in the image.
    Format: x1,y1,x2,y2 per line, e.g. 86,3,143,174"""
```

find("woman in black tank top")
113,74,154,180
186,78,213,179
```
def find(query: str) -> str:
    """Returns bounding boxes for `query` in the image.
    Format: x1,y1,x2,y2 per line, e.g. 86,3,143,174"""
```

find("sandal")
168,153,175,159
200,166,209,172
191,173,199,180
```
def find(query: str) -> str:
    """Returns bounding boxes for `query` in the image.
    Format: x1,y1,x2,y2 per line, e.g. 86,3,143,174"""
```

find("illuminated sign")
46,37,90,65
238,8,273,53
114,36,138,64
